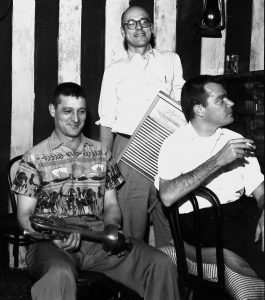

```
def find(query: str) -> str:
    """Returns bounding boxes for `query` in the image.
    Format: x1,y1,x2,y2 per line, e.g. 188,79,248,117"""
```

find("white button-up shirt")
97,48,185,135
155,123,264,213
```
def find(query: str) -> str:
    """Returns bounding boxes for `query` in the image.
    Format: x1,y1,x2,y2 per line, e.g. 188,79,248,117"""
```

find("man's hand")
53,232,81,252
255,210,264,251
216,138,255,167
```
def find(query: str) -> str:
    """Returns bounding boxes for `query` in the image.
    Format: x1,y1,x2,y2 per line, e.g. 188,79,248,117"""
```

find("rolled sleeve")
243,156,264,196
97,66,119,128
155,133,183,190
172,54,185,102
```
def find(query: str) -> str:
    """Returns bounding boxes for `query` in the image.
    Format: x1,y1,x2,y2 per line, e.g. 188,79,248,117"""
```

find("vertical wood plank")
11,0,35,158
58,0,82,83
10,0,35,268
34,0,59,145
105,0,129,67
153,0,177,51
200,0,227,75
250,0,264,71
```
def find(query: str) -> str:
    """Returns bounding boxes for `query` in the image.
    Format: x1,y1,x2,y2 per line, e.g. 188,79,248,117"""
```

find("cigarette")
245,142,255,150
246,142,254,148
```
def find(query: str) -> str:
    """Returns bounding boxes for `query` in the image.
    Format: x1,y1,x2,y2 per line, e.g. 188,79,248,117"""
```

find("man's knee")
31,263,77,300
151,249,177,273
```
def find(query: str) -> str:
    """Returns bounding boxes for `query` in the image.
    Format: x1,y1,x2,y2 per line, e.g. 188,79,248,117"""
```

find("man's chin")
67,129,83,138
225,116,234,126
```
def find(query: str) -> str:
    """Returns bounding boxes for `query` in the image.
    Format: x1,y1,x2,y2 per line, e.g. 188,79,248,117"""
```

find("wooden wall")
0,0,264,216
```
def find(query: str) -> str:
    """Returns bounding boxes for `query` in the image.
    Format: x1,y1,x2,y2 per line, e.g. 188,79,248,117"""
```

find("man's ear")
49,104,56,118
150,23,154,34
193,104,204,117
121,26,125,39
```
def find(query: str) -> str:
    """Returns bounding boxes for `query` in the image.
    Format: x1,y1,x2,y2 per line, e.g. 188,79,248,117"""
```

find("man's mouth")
135,33,145,37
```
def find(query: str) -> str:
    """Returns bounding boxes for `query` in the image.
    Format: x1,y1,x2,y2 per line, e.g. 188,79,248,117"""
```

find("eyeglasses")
123,18,152,30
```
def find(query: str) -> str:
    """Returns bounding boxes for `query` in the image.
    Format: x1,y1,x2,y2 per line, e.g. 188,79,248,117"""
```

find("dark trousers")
26,238,180,300
180,196,265,280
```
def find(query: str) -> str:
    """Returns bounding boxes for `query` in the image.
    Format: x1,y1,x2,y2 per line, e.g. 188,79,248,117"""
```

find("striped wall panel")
0,0,264,266
5,0,263,156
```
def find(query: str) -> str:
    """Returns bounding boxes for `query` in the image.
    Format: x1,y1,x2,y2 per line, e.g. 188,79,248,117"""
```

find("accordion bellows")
117,91,187,182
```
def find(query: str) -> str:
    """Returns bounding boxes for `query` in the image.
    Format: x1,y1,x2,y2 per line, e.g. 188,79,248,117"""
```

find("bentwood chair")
161,186,265,300
0,155,29,269
164,186,229,300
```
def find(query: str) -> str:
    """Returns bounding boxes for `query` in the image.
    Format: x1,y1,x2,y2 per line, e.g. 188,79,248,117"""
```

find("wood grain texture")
250,0,264,71
154,0,176,51
58,0,82,83
200,0,227,75
11,0,35,158
105,0,129,67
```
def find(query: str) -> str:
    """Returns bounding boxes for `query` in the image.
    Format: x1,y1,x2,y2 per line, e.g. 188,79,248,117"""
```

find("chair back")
6,155,23,214
167,186,225,298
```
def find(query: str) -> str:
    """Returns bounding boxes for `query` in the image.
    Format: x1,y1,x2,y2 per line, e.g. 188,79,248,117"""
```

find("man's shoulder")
105,57,129,72
221,128,244,139
153,49,179,59
23,136,51,159
163,124,190,146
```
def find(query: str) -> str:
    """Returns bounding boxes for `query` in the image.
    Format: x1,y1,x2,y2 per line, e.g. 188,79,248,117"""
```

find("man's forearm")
17,211,35,232
160,154,221,207
103,205,122,230
17,195,37,232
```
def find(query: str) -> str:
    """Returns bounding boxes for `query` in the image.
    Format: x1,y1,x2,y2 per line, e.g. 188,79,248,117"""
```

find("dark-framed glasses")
123,18,152,30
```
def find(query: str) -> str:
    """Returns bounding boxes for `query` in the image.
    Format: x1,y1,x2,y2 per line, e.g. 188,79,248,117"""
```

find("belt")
117,133,131,139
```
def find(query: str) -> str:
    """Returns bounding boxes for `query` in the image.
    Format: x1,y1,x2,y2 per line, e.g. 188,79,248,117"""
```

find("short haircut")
51,82,86,107
121,5,151,26
181,75,221,122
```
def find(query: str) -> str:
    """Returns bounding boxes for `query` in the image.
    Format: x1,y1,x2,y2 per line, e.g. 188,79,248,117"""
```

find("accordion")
117,91,187,182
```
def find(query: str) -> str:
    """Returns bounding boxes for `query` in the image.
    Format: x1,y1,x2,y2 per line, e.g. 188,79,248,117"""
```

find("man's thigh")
117,161,152,238
26,241,80,279
80,239,178,299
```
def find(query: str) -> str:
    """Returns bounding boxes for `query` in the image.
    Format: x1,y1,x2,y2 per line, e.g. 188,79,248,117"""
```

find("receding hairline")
121,6,150,25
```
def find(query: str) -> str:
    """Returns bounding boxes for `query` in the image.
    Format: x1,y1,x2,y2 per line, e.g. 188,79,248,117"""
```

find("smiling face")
202,82,234,129
49,95,86,140
121,6,153,52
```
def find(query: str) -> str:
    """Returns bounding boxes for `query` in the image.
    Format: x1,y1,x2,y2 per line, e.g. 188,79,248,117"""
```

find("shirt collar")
127,46,155,61
49,131,88,151
187,122,223,141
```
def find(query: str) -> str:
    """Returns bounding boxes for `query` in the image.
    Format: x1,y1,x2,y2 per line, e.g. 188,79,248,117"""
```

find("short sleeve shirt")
12,132,124,219
155,123,264,213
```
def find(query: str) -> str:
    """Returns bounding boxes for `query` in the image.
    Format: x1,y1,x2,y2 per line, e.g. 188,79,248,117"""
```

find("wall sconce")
200,0,225,38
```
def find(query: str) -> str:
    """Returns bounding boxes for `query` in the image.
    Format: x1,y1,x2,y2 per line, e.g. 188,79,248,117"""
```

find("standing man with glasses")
97,5,185,247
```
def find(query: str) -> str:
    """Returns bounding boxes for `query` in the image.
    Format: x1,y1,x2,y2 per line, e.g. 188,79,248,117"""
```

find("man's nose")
135,20,143,29
226,98,234,107
72,112,79,122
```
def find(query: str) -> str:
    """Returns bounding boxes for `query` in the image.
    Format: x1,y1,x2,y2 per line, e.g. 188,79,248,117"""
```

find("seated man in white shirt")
155,75,264,280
